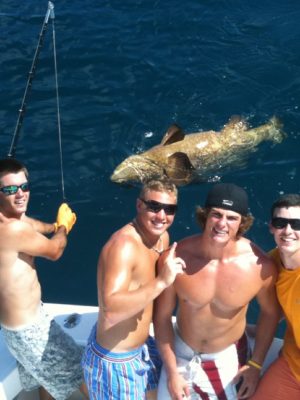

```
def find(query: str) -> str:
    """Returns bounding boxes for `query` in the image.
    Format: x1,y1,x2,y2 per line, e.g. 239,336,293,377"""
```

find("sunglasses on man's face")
0,182,30,196
271,217,300,231
140,198,177,215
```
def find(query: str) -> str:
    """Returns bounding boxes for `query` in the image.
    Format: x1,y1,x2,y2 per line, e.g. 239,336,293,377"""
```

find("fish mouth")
110,171,127,183
110,162,141,184
110,173,132,184
111,155,159,184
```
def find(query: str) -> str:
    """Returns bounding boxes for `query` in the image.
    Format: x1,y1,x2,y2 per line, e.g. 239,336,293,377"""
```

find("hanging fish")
110,116,286,186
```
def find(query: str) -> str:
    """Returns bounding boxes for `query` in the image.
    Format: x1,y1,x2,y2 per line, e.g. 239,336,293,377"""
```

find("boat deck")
1,305,283,400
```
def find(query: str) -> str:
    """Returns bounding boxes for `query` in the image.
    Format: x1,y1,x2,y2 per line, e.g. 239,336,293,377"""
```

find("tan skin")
247,206,300,400
154,207,281,400
96,189,185,400
270,206,300,270
0,171,87,400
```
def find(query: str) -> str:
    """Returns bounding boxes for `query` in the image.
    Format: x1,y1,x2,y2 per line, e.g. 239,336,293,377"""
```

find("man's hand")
167,372,190,400
158,242,186,287
234,364,261,399
55,203,77,234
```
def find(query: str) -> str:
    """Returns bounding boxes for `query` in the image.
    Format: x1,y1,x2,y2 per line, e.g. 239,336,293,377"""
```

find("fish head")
110,155,165,184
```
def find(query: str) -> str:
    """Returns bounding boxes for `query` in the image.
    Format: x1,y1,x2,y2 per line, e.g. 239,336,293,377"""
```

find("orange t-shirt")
269,248,300,381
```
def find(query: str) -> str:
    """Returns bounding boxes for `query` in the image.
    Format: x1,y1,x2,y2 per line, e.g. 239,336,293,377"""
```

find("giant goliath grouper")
111,116,286,186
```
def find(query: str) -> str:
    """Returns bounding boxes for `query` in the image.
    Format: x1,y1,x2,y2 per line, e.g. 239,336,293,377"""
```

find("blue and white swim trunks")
82,325,162,399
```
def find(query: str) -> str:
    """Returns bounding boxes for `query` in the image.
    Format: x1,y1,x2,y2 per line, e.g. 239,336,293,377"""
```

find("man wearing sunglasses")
250,194,300,400
82,179,185,400
0,158,87,400
154,183,280,400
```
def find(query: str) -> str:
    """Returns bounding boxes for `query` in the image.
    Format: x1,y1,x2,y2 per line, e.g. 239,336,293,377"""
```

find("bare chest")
175,261,261,311
130,250,158,289
0,254,36,286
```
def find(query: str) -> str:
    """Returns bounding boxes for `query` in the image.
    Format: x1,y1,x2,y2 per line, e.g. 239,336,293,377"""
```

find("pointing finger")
166,242,177,259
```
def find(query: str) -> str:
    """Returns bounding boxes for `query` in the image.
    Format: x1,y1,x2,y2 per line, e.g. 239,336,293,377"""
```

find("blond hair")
139,179,178,200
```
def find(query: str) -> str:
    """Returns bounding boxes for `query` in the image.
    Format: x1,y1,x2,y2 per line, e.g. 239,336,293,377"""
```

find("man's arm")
236,259,281,399
153,252,190,400
4,203,76,261
23,202,76,235
99,239,185,329
23,215,55,234
6,220,68,261
251,281,281,366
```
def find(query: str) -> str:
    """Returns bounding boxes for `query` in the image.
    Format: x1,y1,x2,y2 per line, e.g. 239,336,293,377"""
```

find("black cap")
205,183,249,216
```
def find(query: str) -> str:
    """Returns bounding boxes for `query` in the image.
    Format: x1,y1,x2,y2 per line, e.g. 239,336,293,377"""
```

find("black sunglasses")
271,217,300,231
140,198,177,215
0,182,30,196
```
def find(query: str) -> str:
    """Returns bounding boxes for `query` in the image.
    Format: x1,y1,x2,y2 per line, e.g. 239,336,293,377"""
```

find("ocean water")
1,1,299,335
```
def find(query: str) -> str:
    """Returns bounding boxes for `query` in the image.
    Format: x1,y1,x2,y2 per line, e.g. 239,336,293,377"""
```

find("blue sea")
1,1,299,336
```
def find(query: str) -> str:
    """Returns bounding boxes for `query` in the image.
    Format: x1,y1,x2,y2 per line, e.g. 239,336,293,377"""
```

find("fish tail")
268,117,287,143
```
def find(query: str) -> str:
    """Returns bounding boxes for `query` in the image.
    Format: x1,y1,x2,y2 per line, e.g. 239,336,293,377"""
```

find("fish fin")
166,152,195,184
161,124,185,145
222,116,248,135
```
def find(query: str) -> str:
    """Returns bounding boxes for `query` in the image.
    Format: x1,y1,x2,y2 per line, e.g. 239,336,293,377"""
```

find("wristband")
247,359,262,370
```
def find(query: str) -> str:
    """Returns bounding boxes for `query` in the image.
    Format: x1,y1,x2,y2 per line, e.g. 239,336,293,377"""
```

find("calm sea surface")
1,1,300,335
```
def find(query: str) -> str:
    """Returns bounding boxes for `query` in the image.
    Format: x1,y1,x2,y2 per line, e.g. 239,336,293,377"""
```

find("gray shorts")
2,307,84,400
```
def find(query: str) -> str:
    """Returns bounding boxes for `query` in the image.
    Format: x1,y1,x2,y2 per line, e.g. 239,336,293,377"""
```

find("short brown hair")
271,194,300,217
195,206,254,238
140,179,178,200
0,158,28,184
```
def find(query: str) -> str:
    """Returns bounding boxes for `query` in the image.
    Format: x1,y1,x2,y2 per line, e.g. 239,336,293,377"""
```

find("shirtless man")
82,179,185,399
154,182,281,400
0,158,87,400
250,194,300,400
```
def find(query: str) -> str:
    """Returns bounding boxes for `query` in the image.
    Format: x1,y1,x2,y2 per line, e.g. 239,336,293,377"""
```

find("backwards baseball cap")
205,183,249,216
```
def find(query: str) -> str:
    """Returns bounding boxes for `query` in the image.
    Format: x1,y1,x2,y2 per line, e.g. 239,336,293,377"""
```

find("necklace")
132,219,164,255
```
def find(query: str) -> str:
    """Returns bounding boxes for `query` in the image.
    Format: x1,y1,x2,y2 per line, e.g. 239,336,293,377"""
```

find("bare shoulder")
100,224,140,266
0,218,35,254
105,224,138,250
247,239,277,276
97,224,145,294
176,233,201,256
0,217,32,237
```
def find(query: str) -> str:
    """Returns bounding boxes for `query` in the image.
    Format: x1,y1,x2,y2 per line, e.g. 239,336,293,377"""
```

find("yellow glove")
55,203,77,234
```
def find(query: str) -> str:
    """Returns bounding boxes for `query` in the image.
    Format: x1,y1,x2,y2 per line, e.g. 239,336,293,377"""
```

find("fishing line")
7,2,67,202
50,5,66,201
